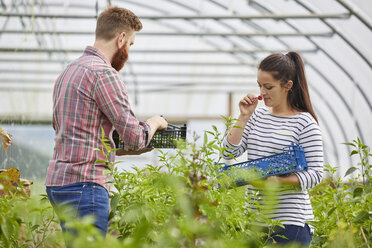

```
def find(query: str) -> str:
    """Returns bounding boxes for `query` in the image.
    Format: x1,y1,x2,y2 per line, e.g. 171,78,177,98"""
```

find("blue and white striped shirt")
223,107,323,232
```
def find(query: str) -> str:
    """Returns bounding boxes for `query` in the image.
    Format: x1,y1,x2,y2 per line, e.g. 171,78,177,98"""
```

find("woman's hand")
226,94,259,146
239,94,259,118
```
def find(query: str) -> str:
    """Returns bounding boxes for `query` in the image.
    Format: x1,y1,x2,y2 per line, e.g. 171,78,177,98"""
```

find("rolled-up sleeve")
294,122,324,191
93,69,150,150
222,137,244,160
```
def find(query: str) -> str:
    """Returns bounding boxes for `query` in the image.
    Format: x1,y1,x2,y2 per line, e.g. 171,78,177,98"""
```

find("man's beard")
111,42,128,71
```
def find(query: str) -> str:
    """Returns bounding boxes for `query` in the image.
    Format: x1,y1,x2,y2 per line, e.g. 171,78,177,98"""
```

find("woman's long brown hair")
258,52,318,123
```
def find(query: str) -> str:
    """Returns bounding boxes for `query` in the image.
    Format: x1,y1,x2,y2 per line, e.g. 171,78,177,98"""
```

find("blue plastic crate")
218,143,308,186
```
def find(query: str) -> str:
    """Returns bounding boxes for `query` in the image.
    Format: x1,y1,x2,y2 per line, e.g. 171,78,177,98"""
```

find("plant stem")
360,226,370,248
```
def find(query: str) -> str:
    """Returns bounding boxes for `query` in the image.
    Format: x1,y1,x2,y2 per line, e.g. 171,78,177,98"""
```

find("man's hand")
146,116,168,140
146,116,168,130
116,148,154,156
0,124,12,153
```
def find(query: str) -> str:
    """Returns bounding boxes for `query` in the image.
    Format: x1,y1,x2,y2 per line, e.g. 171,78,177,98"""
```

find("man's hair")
95,6,142,41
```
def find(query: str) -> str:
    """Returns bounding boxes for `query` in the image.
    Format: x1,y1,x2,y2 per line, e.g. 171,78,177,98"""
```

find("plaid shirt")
46,46,150,189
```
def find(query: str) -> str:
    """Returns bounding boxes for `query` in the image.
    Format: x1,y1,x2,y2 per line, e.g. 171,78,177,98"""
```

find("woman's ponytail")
286,52,318,123
259,51,318,123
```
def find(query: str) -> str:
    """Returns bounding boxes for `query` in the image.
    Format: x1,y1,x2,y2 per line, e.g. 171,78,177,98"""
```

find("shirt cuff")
142,121,152,147
294,171,306,191
223,135,242,148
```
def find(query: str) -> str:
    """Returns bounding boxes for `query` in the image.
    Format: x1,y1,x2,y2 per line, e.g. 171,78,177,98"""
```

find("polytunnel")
0,0,371,179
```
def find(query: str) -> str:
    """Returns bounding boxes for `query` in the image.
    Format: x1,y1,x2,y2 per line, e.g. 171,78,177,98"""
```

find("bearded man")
45,6,167,239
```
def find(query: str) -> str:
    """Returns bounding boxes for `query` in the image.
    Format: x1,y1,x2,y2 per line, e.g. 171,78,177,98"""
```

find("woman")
223,52,323,246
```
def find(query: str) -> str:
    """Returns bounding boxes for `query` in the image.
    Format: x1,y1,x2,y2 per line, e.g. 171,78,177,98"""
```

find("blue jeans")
46,182,109,237
271,224,312,247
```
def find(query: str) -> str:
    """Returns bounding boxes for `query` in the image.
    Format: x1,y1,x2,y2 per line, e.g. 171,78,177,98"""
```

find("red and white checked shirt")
46,46,150,189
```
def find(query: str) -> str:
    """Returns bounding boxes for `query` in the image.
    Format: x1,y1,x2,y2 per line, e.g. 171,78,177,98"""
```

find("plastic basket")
149,124,187,148
218,143,307,186
112,123,187,149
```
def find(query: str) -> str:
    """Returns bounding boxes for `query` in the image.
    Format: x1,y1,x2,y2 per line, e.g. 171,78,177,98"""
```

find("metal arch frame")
0,1,370,151
0,29,334,37
118,0,253,99
249,1,371,114
161,0,265,62
205,0,352,164
205,0,354,164
0,47,318,53
0,78,256,86
248,1,367,156
22,0,72,71
245,0,362,163
0,58,257,66
0,1,371,104
293,0,372,110
0,12,350,19
335,0,372,31
0,3,270,65
137,0,347,165
0,69,256,77
140,0,261,64
117,0,335,127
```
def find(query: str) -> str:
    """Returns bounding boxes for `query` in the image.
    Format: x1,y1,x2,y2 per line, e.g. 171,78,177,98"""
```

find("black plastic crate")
112,123,187,149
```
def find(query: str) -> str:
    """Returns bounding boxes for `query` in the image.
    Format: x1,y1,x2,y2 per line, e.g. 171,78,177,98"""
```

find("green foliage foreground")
0,124,371,247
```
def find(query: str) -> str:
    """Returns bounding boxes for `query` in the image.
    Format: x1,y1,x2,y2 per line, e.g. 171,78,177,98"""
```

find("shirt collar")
84,46,111,65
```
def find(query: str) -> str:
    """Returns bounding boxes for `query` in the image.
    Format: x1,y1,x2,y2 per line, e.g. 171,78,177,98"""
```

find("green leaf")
226,153,236,160
212,125,218,133
350,150,358,156
204,132,208,145
102,169,111,176
357,137,362,146
208,141,216,146
31,224,40,231
110,194,120,213
327,206,337,217
342,142,356,147
205,131,214,135
344,167,357,177
274,234,288,240
95,160,107,164
232,125,244,130
306,220,319,228
101,126,105,138
353,187,363,198
353,210,369,224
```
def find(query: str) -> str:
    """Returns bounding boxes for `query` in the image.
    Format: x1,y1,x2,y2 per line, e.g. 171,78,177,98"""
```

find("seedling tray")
219,143,307,186
112,123,187,149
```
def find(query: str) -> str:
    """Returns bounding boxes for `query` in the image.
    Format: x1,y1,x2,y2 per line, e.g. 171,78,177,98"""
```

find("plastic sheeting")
0,0,371,175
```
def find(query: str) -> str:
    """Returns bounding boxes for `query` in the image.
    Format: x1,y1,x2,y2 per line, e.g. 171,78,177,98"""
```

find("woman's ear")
284,80,293,92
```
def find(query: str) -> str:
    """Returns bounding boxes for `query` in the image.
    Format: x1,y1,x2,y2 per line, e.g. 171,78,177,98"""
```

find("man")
45,6,167,238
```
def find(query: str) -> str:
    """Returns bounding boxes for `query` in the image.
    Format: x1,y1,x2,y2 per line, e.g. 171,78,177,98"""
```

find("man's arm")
93,70,167,151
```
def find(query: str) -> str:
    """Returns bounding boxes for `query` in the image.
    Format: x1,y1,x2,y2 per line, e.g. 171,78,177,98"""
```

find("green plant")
0,192,63,248
1,121,371,247
343,137,371,185
98,117,285,247
309,139,372,248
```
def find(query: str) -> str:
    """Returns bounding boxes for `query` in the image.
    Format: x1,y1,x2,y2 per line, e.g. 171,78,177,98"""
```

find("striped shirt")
46,46,150,190
223,107,323,232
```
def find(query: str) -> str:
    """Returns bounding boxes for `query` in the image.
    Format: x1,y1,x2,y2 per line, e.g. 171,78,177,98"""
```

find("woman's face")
257,69,289,108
